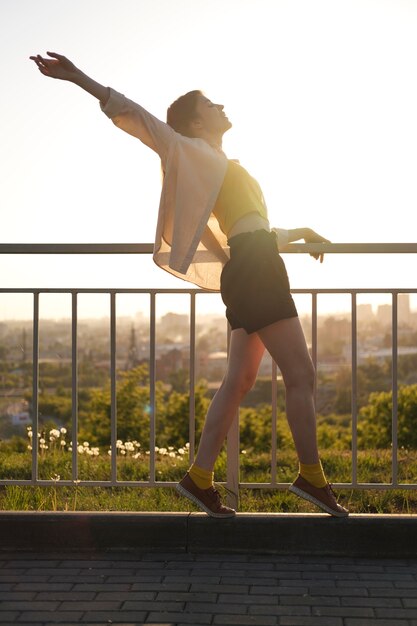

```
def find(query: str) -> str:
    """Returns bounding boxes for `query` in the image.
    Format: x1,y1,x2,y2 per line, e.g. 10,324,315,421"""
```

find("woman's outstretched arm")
30,51,176,159
30,52,110,105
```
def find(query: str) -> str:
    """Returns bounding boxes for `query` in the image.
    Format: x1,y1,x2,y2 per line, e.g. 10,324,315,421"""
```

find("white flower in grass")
169,452,176,458
60,440,66,446
120,449,126,456
154,446,159,452
134,442,141,448
159,448,167,455
27,445,32,451
27,431,33,439
116,439,123,448
39,438,45,444
68,447,73,452
241,450,247,455
108,450,112,456
77,445,85,454
60,427,67,434
178,448,185,455
50,428,60,438
51,473,60,482
168,446,174,451
86,449,94,456
92,447,99,456
145,451,150,455
83,441,89,448
133,452,141,459
125,442,134,451
49,436,55,442
185,442,190,449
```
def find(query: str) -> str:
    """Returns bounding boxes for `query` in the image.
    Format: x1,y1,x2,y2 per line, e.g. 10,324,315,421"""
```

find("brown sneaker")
176,473,236,518
289,474,349,518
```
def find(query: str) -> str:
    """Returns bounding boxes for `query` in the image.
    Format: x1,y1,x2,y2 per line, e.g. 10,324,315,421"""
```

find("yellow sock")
188,463,214,490
299,461,327,488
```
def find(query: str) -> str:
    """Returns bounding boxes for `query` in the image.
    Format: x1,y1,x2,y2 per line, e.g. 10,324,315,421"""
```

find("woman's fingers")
46,51,64,60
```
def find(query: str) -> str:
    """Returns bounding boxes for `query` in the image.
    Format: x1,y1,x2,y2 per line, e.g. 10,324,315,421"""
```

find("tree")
358,384,417,449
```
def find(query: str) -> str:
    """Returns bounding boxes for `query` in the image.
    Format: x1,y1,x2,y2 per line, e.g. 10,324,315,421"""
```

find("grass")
1,446,417,514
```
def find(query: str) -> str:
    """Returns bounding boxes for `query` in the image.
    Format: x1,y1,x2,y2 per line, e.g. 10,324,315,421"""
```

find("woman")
30,52,348,518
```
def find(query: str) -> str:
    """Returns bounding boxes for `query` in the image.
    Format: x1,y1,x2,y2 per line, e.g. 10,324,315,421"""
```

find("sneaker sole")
289,485,349,518
176,483,236,519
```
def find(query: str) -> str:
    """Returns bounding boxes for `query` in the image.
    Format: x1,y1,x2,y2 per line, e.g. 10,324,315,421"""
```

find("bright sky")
1,0,417,320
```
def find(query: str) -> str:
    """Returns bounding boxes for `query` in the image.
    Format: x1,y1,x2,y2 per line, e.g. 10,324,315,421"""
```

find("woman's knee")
224,368,258,398
284,359,315,392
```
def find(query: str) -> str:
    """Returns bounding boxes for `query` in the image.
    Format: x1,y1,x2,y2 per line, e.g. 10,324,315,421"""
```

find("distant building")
357,304,374,323
398,294,411,326
377,304,391,327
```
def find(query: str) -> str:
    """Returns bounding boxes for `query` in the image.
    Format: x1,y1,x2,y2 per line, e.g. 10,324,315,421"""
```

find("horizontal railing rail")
1,242,417,509
1,243,417,254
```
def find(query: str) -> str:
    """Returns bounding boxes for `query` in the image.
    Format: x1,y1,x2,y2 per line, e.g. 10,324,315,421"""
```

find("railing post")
226,324,239,509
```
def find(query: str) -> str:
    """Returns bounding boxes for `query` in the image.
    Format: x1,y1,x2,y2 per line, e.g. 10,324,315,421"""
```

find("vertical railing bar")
71,292,78,483
110,292,117,485
31,292,40,485
271,358,278,484
392,292,398,486
149,293,156,484
226,323,239,509
189,293,196,465
351,292,358,487
311,292,318,402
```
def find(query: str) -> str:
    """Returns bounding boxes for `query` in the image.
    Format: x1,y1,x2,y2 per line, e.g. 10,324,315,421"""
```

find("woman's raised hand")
29,52,78,81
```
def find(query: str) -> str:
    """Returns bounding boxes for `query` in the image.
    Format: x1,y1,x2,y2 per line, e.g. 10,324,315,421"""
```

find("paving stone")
186,601,248,614
132,582,190,591
15,583,74,591
0,613,19,622
122,600,185,610
156,591,217,602
249,604,311,616
72,583,132,591
35,591,96,600
190,583,249,593
250,585,308,595
16,612,84,622
95,591,156,600
280,618,343,625
312,606,375,617
218,593,278,604
0,591,36,600
79,612,147,622
345,617,410,626
280,594,341,606
213,616,277,625
0,600,60,610
309,587,368,596
341,596,402,607
221,576,281,586
59,601,123,610
375,607,417,618
147,612,211,624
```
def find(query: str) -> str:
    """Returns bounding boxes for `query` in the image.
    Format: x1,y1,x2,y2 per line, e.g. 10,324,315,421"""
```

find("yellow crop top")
212,159,268,236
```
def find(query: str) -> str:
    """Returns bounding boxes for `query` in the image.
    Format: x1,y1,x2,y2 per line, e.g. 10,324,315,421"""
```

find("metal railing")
1,242,417,509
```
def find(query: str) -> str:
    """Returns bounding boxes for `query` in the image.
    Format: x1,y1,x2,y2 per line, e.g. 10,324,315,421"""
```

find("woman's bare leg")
194,328,265,471
257,316,319,465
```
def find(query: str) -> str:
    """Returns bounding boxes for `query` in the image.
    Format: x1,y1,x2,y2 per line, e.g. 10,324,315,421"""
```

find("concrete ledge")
0,511,416,557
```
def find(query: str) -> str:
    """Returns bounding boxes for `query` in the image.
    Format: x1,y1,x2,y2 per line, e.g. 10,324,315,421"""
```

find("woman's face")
193,95,232,136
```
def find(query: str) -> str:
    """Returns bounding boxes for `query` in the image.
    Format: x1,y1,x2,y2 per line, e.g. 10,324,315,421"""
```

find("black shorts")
220,229,298,334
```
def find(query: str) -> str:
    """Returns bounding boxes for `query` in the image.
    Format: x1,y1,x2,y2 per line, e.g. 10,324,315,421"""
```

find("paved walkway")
1,551,417,625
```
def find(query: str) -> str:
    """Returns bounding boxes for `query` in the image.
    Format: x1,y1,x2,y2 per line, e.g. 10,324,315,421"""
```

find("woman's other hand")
29,52,78,81
303,228,330,263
